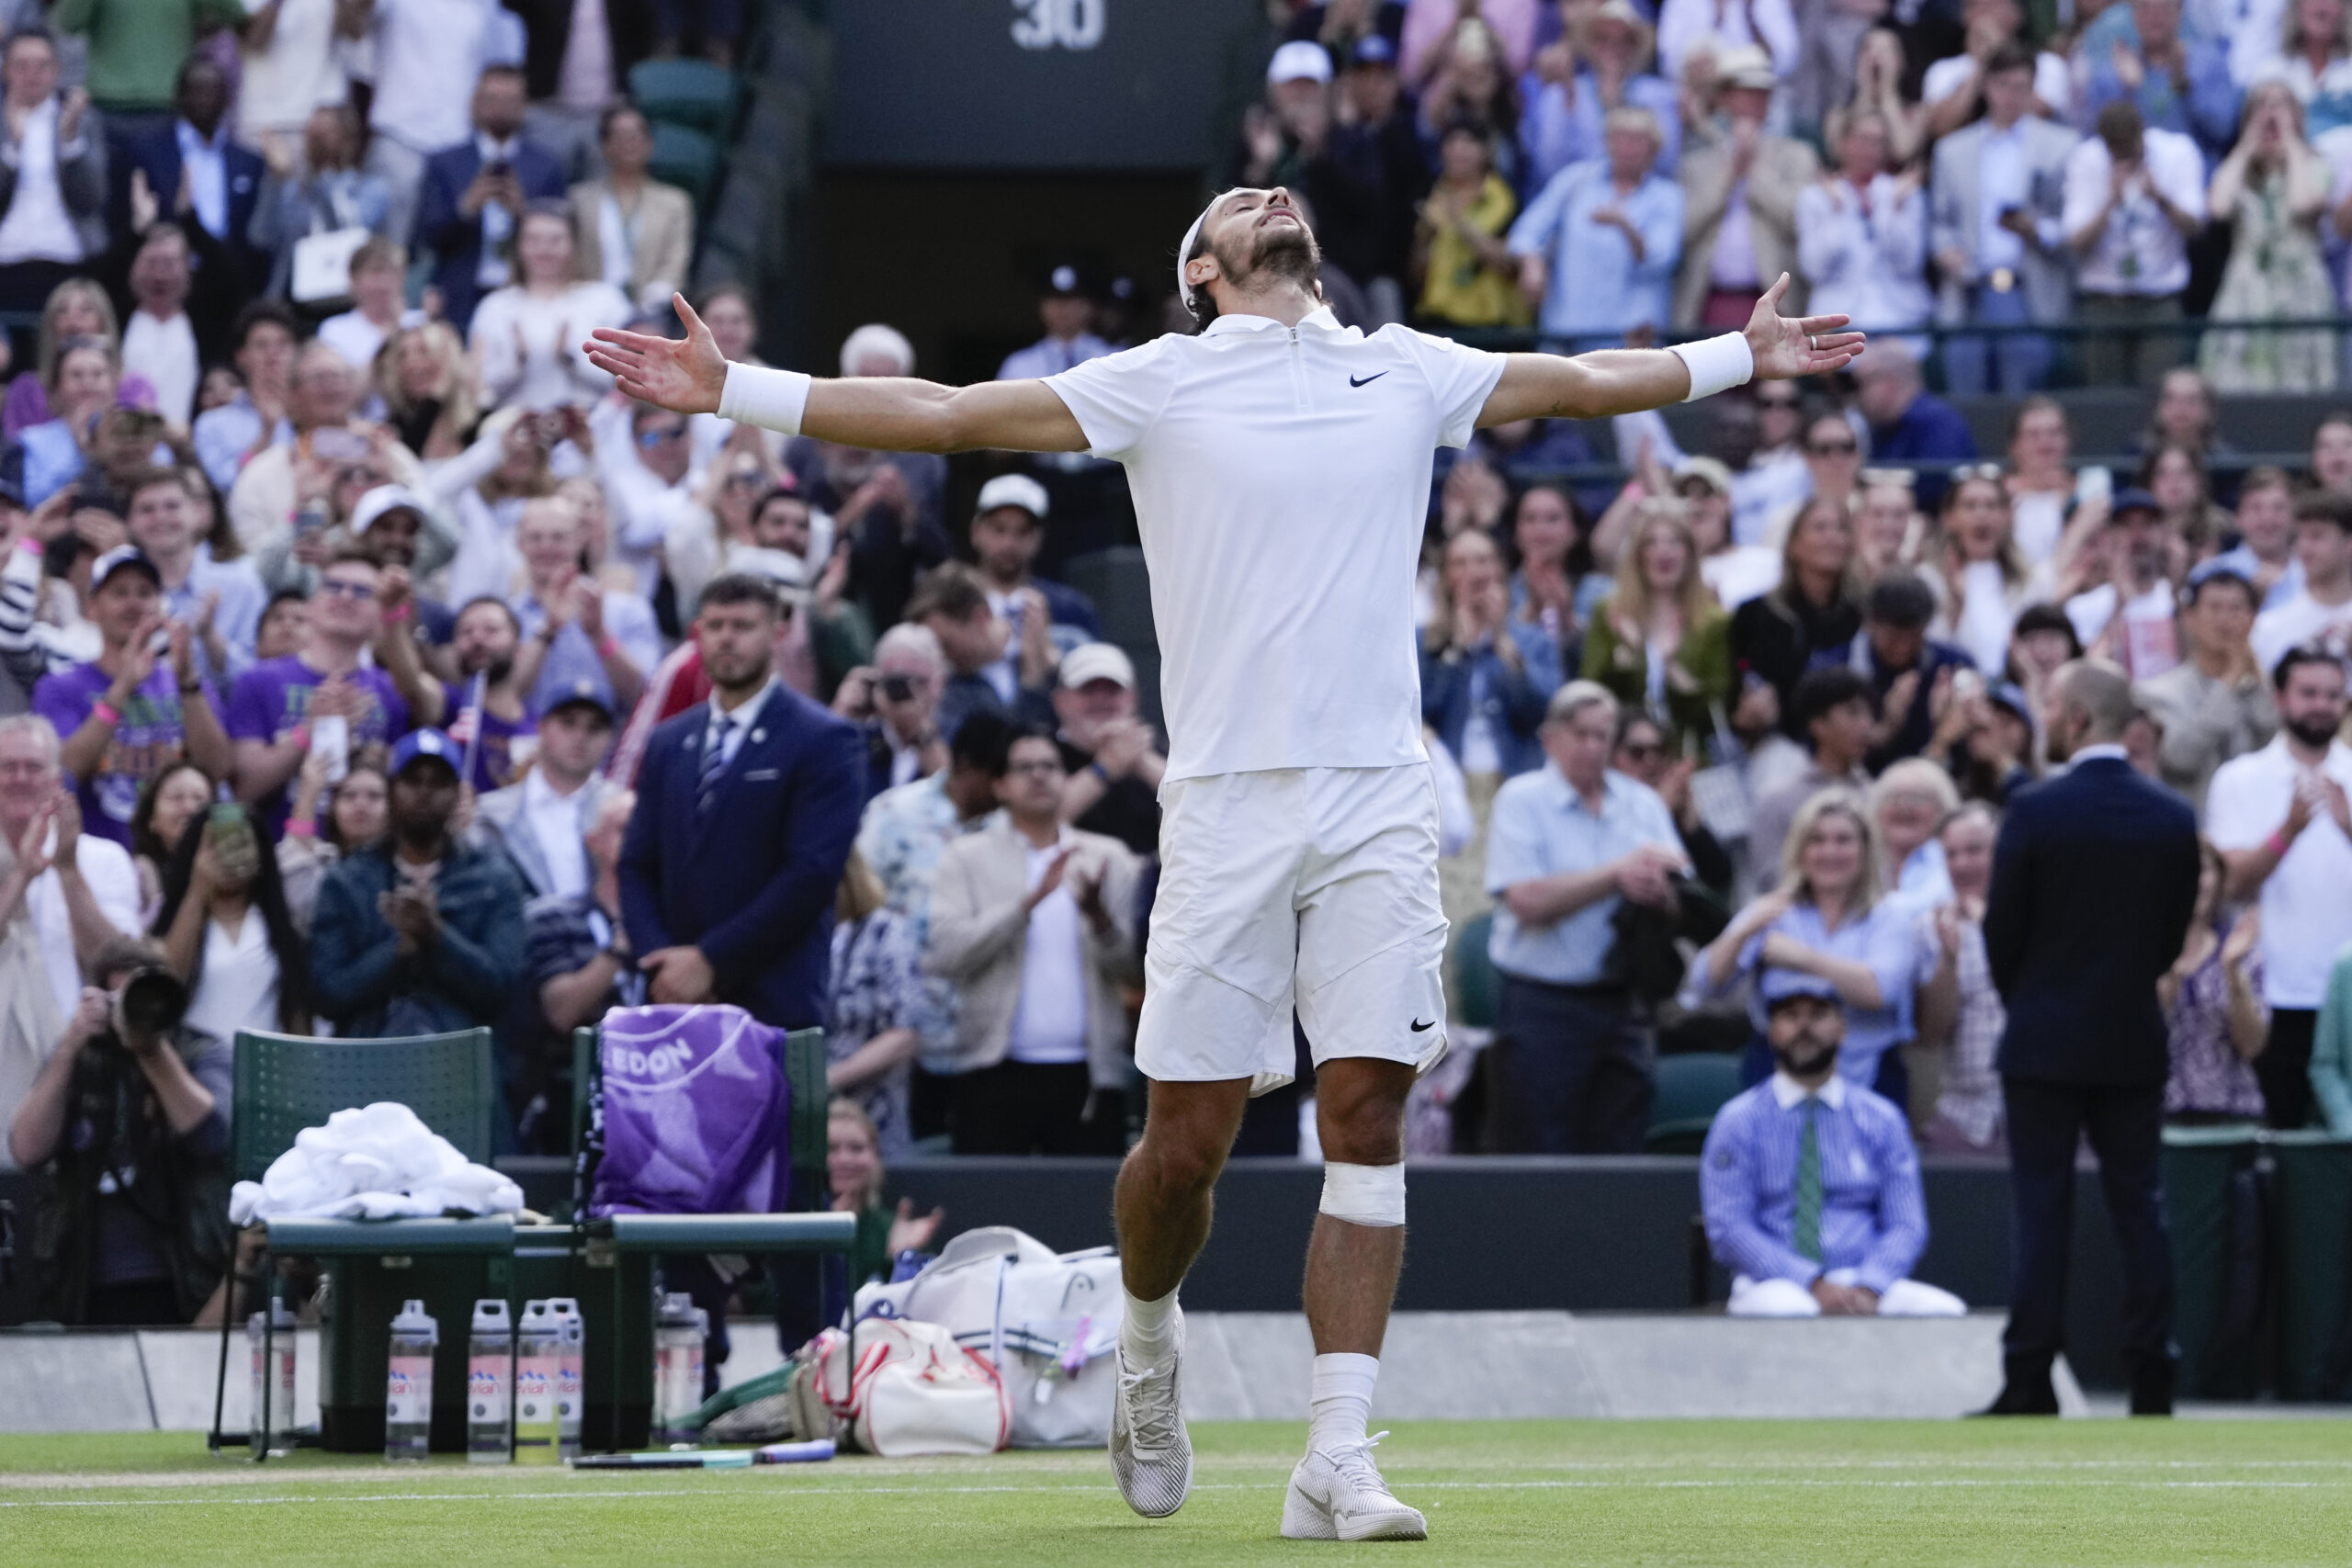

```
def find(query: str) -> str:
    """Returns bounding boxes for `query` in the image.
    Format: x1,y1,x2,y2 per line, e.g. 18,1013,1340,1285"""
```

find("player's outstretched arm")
1474,275,1864,427
584,295,1089,455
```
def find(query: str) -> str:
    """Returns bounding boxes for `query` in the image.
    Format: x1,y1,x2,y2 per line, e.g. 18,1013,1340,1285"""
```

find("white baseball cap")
729,547,811,602
976,473,1050,520
1267,39,1334,85
347,484,432,536
1058,642,1136,691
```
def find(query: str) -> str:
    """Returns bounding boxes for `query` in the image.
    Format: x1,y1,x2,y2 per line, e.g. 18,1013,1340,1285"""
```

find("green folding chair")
1453,910,1499,1031
628,58,740,136
209,1027,499,1459
647,122,720,207
1645,1051,1744,1154
571,1020,854,1450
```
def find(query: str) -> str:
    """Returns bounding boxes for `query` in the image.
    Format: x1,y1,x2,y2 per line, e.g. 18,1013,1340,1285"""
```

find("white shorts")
1136,764,1449,1094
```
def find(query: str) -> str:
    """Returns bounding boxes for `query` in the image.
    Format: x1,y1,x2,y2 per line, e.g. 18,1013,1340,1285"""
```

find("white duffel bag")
854,1225,1123,1449
797,1316,1009,1457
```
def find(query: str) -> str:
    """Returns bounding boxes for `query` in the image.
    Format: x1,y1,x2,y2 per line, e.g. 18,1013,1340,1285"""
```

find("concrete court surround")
0,1313,2087,1434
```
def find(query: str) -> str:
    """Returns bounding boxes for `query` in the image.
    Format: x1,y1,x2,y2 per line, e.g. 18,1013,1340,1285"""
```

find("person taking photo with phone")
152,799,310,1041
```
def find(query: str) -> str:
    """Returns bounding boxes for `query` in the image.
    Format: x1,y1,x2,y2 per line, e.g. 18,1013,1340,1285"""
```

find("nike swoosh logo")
1349,372,1388,388
1409,1018,1435,1032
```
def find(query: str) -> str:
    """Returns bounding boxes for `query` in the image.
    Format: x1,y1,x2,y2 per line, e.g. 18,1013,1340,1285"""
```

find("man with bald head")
1981,659,2199,1417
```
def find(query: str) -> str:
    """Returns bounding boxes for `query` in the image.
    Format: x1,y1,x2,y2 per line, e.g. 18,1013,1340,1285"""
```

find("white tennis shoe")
1281,1433,1429,1541
1109,1311,1191,1518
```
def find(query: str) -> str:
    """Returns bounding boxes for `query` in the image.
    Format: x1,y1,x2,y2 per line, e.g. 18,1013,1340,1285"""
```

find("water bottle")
384,1300,438,1461
550,1298,584,1461
653,1292,708,1444
467,1300,513,1464
245,1299,297,1455
513,1300,561,1465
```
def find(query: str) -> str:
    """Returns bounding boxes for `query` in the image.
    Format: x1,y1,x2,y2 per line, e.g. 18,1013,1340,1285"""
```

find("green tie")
1792,1100,1824,1264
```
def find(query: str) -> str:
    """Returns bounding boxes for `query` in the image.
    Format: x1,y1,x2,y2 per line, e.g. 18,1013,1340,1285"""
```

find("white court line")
12,1453,2349,1492
5,1476,2349,1509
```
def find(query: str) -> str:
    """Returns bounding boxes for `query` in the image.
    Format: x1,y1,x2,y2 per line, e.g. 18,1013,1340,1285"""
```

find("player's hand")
1744,274,1865,380
585,295,729,416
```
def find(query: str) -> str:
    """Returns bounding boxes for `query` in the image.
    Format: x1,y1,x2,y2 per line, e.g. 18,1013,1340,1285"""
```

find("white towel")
229,1101,524,1225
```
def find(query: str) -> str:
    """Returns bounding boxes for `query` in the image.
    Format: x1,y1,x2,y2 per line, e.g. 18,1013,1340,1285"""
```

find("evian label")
469,1358,510,1421
386,1356,434,1423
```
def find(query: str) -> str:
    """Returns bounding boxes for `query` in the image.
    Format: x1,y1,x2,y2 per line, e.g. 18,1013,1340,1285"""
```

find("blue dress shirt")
1701,1072,1928,1292
1484,763,1684,986
1506,161,1683,346
1723,898,1925,1087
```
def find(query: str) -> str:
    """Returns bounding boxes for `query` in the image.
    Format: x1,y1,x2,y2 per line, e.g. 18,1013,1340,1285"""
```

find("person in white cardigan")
1794,111,1932,357
468,203,629,412
924,728,1141,1156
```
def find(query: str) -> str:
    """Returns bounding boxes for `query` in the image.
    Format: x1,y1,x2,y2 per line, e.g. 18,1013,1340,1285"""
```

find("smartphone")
878,673,916,703
2075,466,2113,506
207,803,261,881
311,713,350,784
311,428,369,463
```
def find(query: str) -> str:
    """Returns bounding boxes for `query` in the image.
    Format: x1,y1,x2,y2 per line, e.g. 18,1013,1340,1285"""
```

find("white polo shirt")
1046,309,1506,783
2206,735,2352,1010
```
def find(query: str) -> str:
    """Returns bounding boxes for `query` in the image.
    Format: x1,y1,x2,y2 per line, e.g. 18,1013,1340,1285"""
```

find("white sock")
1307,1352,1378,1453
1123,1287,1178,1361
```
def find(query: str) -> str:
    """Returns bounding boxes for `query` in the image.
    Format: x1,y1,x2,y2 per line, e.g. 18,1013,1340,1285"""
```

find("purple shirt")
224,655,412,832
31,660,219,846
450,700,531,793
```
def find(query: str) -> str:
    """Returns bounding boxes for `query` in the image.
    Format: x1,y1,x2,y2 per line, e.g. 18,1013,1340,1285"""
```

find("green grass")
2,1421,2348,1566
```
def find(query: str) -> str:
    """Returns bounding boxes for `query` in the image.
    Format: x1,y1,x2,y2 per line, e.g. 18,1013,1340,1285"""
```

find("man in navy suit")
413,66,566,333
1982,660,2200,1416
109,57,266,300
617,571,865,1032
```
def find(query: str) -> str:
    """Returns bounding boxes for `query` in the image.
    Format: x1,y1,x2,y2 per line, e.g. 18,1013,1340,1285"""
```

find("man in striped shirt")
1701,976,1966,1317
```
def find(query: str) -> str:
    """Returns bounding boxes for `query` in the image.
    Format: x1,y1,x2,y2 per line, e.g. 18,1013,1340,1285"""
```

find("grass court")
3,1419,2348,1566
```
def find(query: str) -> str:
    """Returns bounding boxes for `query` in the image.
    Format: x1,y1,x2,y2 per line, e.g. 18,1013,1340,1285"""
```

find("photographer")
8,935,232,1325
832,623,948,802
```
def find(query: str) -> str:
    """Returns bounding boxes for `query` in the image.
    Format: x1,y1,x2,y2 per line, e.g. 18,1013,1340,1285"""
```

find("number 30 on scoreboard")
1012,0,1104,50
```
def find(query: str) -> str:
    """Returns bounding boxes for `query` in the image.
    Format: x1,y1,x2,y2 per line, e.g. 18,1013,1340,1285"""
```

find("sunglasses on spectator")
1948,462,2005,483
318,578,376,601
1005,759,1064,777
724,470,764,489
1617,739,1664,761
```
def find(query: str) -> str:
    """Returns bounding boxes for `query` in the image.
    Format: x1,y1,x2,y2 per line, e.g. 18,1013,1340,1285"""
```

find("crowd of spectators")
1,0,2351,1339
1253,0,2352,390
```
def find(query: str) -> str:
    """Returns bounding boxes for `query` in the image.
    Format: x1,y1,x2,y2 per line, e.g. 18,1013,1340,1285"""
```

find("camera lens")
878,675,916,703
117,967,189,1037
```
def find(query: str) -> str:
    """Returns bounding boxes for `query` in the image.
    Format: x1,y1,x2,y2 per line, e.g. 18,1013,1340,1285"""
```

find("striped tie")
1792,1100,1824,1264
697,716,735,817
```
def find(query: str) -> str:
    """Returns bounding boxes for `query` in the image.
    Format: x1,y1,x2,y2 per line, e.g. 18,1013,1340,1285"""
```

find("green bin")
2267,1134,2352,1401
2159,1126,2266,1399
313,1228,652,1453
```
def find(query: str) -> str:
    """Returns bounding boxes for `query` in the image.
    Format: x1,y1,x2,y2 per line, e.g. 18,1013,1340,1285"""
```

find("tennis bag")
796,1317,1008,1456
854,1225,1124,1448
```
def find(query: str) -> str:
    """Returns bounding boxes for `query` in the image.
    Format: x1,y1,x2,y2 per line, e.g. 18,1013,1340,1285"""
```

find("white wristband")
718,363,814,435
1670,333,1755,402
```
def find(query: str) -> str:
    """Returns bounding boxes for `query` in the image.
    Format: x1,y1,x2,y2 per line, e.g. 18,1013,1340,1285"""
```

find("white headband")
1177,197,1218,316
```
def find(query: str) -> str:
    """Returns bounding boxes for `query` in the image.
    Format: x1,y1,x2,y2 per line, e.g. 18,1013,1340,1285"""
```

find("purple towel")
590,1005,791,1217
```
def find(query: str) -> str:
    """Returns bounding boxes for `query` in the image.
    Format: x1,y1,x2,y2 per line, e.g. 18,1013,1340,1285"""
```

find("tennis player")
585,186,1861,1540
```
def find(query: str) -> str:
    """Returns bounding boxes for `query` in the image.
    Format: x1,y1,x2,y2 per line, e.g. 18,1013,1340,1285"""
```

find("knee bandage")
1319,1161,1406,1227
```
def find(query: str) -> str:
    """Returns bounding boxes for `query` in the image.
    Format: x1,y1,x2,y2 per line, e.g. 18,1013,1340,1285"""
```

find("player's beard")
1213,218,1322,296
